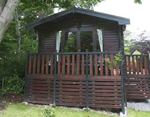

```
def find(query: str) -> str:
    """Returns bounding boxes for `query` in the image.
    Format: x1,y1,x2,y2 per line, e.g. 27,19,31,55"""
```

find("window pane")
80,31,93,52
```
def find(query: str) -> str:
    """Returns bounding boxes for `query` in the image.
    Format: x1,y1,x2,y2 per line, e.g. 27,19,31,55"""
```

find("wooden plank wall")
56,76,122,109
125,75,150,100
26,75,53,104
125,55,150,100
25,75,122,109
38,33,56,53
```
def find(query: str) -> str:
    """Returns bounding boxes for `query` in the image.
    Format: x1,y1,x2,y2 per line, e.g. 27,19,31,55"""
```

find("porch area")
24,51,123,109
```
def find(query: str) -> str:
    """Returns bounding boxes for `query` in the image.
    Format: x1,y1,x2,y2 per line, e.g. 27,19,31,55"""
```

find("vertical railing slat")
105,54,108,76
140,55,143,74
67,55,70,75
62,55,65,75
110,54,114,76
116,64,119,76
46,54,49,74
33,54,36,74
50,55,54,74
94,54,98,76
90,54,93,76
126,56,129,73
77,54,80,75
132,56,135,75
100,54,103,75
58,55,61,76
128,56,131,74
134,56,137,74
37,55,40,74
72,54,75,75
144,56,148,75
82,54,85,75
41,55,45,74
136,56,139,75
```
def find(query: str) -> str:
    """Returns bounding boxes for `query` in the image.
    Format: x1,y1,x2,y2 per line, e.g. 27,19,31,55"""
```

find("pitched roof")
25,7,130,30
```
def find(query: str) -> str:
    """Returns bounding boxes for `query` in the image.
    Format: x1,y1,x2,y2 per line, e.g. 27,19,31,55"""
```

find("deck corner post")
23,52,30,102
85,49,89,108
148,53,150,75
53,51,57,105
121,56,125,115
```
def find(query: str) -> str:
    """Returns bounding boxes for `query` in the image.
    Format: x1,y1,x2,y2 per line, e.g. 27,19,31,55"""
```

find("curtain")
97,29,103,52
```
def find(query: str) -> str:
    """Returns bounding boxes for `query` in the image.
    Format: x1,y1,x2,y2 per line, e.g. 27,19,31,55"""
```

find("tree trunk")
0,0,5,14
15,9,21,61
0,0,20,43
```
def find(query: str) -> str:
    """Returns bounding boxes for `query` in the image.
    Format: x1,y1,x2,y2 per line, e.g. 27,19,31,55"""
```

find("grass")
127,108,150,117
0,103,117,117
1,103,150,117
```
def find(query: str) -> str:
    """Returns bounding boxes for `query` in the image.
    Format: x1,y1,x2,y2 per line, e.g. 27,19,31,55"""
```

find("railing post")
85,50,89,108
53,51,57,105
23,52,30,102
121,55,125,114
148,54,150,75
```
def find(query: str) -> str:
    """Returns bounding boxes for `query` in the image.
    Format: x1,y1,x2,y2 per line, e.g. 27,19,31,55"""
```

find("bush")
2,75,24,94
44,106,55,117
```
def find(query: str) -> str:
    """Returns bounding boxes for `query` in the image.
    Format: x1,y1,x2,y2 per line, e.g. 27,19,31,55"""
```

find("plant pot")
113,69,120,76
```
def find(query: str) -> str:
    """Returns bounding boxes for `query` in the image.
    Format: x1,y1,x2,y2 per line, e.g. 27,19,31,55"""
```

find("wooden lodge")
24,7,150,113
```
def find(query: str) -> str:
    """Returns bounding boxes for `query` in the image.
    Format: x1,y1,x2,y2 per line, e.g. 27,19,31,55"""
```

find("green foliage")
64,32,77,52
0,0,103,94
44,107,55,117
20,0,103,11
2,75,24,94
134,0,142,4
105,53,122,69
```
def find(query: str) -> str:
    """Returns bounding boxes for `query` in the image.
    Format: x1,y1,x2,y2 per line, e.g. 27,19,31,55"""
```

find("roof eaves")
74,7,130,25
25,7,130,30
25,8,75,30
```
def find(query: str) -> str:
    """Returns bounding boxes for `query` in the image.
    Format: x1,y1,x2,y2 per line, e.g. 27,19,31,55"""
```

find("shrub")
1,75,24,94
44,106,55,117
105,53,122,69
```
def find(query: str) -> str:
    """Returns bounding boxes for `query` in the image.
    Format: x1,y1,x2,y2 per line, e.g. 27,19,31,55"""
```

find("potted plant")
105,53,122,76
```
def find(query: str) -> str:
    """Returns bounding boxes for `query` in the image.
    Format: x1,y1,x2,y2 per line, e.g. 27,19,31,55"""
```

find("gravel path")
127,100,150,111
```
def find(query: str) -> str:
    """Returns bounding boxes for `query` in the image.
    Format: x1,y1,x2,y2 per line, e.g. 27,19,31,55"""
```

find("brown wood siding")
103,27,119,52
36,14,120,53
38,33,56,53
25,74,122,109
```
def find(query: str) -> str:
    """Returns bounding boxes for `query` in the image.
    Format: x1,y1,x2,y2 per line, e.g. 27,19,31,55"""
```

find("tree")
124,30,133,54
0,0,20,43
130,31,150,54
134,0,142,4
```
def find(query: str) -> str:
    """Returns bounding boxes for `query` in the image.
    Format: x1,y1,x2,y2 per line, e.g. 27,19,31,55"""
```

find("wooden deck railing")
25,51,124,109
27,52,120,76
125,54,149,75
125,54,150,100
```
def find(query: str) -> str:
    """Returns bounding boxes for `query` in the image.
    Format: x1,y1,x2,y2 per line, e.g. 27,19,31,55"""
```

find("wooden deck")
24,52,150,109
125,55,150,100
24,52,123,109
